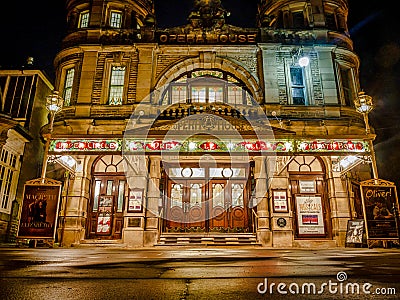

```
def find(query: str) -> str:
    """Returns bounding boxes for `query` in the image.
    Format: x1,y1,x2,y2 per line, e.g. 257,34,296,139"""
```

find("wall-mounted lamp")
298,56,310,67
291,47,310,67
354,91,378,180
354,91,373,134
41,91,64,183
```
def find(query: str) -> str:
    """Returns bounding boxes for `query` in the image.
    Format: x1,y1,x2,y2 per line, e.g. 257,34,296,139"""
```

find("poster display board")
299,180,316,193
345,219,365,244
128,189,143,212
295,195,325,236
18,180,61,239
96,195,113,234
272,190,288,212
360,179,399,241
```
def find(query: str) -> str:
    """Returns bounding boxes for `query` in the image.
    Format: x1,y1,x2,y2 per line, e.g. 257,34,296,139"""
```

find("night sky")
1,0,399,185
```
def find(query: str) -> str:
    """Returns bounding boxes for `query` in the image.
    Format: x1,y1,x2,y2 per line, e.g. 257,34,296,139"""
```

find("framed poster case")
295,194,325,237
128,189,143,212
272,189,288,212
96,195,113,234
360,179,399,242
299,180,316,193
18,178,62,240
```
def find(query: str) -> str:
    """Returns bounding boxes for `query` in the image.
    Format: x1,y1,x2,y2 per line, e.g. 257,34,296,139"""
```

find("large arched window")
159,70,255,106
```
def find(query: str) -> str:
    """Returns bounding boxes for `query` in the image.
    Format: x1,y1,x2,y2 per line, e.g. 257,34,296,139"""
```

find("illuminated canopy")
49,138,370,154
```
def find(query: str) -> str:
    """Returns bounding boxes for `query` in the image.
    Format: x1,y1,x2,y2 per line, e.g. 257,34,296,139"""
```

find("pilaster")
144,156,161,246
59,155,91,246
254,156,272,246
325,156,350,246
122,154,148,247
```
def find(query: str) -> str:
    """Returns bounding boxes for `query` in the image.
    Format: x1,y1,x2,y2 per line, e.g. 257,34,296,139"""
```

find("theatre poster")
296,195,325,236
18,180,61,239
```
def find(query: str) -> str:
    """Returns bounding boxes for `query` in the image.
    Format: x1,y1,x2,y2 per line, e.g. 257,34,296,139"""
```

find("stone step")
157,233,260,246
74,239,126,247
292,239,337,248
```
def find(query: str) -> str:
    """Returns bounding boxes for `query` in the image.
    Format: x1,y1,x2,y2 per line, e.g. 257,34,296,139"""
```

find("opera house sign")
157,32,258,44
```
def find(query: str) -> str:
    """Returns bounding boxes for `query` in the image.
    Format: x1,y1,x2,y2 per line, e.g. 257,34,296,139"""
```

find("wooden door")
208,180,249,231
228,181,248,230
88,176,126,239
166,180,206,231
166,182,185,230
186,181,206,229
208,180,228,229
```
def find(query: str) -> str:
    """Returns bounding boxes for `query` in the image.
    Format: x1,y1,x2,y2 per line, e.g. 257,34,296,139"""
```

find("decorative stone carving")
188,0,230,30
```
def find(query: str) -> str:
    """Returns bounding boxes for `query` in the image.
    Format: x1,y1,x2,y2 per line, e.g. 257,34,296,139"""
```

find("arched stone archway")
154,54,263,103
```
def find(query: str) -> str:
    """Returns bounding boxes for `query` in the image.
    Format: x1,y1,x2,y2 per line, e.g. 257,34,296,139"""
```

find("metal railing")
252,208,259,234
157,207,164,241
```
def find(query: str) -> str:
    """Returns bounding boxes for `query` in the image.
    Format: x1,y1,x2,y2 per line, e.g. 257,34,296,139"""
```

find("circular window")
182,167,192,178
222,168,233,178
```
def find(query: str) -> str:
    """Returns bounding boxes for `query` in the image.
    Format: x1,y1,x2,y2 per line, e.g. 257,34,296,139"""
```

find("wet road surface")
1,246,399,299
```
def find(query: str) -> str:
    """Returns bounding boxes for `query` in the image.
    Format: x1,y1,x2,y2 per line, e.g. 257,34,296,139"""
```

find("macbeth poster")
18,183,61,239
360,180,399,240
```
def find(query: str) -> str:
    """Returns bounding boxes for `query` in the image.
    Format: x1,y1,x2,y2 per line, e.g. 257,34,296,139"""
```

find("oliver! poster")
360,180,399,240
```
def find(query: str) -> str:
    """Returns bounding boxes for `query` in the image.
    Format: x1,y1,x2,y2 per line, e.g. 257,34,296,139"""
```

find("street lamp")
40,91,64,183
354,91,378,180
354,91,373,134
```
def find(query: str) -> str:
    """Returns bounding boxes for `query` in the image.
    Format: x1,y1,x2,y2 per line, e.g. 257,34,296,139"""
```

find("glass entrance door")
164,165,251,233
186,181,206,228
229,182,247,229
166,181,206,231
208,180,227,230
87,176,126,239
208,180,248,232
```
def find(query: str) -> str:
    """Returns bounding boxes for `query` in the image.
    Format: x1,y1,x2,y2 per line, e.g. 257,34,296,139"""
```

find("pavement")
1,244,400,299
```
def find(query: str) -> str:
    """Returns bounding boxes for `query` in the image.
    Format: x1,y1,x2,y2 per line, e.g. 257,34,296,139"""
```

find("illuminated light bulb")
298,56,310,67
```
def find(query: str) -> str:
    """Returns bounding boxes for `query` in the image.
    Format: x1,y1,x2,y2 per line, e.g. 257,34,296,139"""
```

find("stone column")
268,156,293,247
122,154,148,247
144,156,161,246
325,156,351,246
60,155,91,247
254,156,272,246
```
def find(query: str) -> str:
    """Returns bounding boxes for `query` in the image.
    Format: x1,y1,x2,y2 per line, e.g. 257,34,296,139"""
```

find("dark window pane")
4,77,17,114
0,77,7,111
11,76,26,117
290,67,304,85
292,88,305,105
24,76,37,128
325,13,336,30
340,67,353,106
276,11,284,28
292,11,304,28
20,76,34,119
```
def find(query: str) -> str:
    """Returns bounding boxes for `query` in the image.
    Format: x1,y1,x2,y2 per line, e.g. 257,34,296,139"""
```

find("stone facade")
45,0,376,247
